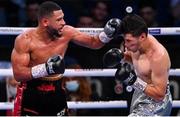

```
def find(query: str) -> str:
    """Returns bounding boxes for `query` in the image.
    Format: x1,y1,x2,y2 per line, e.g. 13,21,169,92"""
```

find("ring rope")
0,101,127,110
0,69,180,78
0,27,180,111
1,100,180,110
0,27,180,35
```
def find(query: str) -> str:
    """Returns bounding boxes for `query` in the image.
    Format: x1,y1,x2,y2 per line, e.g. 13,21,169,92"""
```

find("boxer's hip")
25,75,64,92
20,89,67,116
130,85,172,116
41,74,63,81
21,75,66,101
17,77,67,115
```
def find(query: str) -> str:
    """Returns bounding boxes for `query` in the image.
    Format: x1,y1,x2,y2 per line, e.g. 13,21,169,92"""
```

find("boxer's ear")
139,33,146,41
42,18,49,27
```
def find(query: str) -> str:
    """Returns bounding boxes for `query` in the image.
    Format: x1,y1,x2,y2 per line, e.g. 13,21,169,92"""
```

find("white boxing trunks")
129,85,172,116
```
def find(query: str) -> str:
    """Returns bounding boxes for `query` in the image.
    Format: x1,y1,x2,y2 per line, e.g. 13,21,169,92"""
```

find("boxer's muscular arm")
11,35,32,82
68,18,122,49
144,54,169,101
71,27,105,49
123,51,132,63
119,42,133,63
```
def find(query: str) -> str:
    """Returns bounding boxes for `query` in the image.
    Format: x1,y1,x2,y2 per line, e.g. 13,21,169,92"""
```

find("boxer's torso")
14,27,74,115
131,35,170,83
27,27,71,67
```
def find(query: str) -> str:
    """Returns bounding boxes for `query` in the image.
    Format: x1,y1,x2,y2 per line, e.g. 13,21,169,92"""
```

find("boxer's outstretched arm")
69,18,121,49
120,42,132,63
123,50,132,63
11,35,32,82
144,54,169,101
71,27,105,49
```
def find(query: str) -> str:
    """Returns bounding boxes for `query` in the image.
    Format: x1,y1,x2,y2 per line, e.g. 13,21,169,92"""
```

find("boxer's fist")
46,55,65,75
99,18,122,43
115,63,136,85
104,18,122,38
115,63,147,91
103,48,124,68
31,55,65,79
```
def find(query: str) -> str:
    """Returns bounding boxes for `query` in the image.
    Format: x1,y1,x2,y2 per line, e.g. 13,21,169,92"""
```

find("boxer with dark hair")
11,1,121,116
103,14,172,116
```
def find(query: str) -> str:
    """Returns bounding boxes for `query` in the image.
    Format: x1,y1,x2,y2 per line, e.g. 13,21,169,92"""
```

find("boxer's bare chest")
29,37,69,65
132,53,152,83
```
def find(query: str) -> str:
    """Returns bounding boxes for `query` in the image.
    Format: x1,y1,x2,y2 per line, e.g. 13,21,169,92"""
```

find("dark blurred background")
0,0,180,116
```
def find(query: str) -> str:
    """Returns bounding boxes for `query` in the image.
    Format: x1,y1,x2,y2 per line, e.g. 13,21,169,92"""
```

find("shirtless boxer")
11,1,121,116
103,14,172,116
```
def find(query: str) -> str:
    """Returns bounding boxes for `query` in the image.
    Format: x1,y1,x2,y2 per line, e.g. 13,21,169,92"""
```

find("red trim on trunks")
13,83,26,116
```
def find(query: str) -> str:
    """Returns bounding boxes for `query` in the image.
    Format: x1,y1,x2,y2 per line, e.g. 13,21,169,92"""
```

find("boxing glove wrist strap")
99,32,112,43
133,77,147,92
31,63,48,79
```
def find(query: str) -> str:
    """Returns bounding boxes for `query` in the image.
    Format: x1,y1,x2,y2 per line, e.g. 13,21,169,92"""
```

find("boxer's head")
121,14,148,52
38,1,66,38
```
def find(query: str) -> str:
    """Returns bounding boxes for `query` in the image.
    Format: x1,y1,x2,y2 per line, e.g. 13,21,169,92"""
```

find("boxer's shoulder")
14,29,34,51
62,25,77,33
16,28,35,41
63,25,74,29
151,46,167,62
62,25,79,38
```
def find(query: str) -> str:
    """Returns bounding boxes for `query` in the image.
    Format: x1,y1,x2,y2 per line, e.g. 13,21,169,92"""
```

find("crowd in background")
0,0,180,27
0,0,180,116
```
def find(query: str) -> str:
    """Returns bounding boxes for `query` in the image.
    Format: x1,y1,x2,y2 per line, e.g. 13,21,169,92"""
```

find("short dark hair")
38,1,61,20
121,14,148,36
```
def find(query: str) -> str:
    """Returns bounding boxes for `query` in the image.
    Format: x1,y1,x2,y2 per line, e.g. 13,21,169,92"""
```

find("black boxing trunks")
13,76,68,116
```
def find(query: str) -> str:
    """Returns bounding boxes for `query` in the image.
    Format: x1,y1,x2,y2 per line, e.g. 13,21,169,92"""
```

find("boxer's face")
46,10,66,38
124,33,140,52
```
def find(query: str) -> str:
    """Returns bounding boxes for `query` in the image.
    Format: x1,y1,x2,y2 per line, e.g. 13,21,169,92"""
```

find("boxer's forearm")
82,34,107,49
144,84,166,101
88,35,105,49
13,66,32,82
72,32,105,49
123,51,132,63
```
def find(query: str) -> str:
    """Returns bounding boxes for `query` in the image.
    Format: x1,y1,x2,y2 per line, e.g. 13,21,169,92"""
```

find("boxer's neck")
36,26,54,41
139,35,152,54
